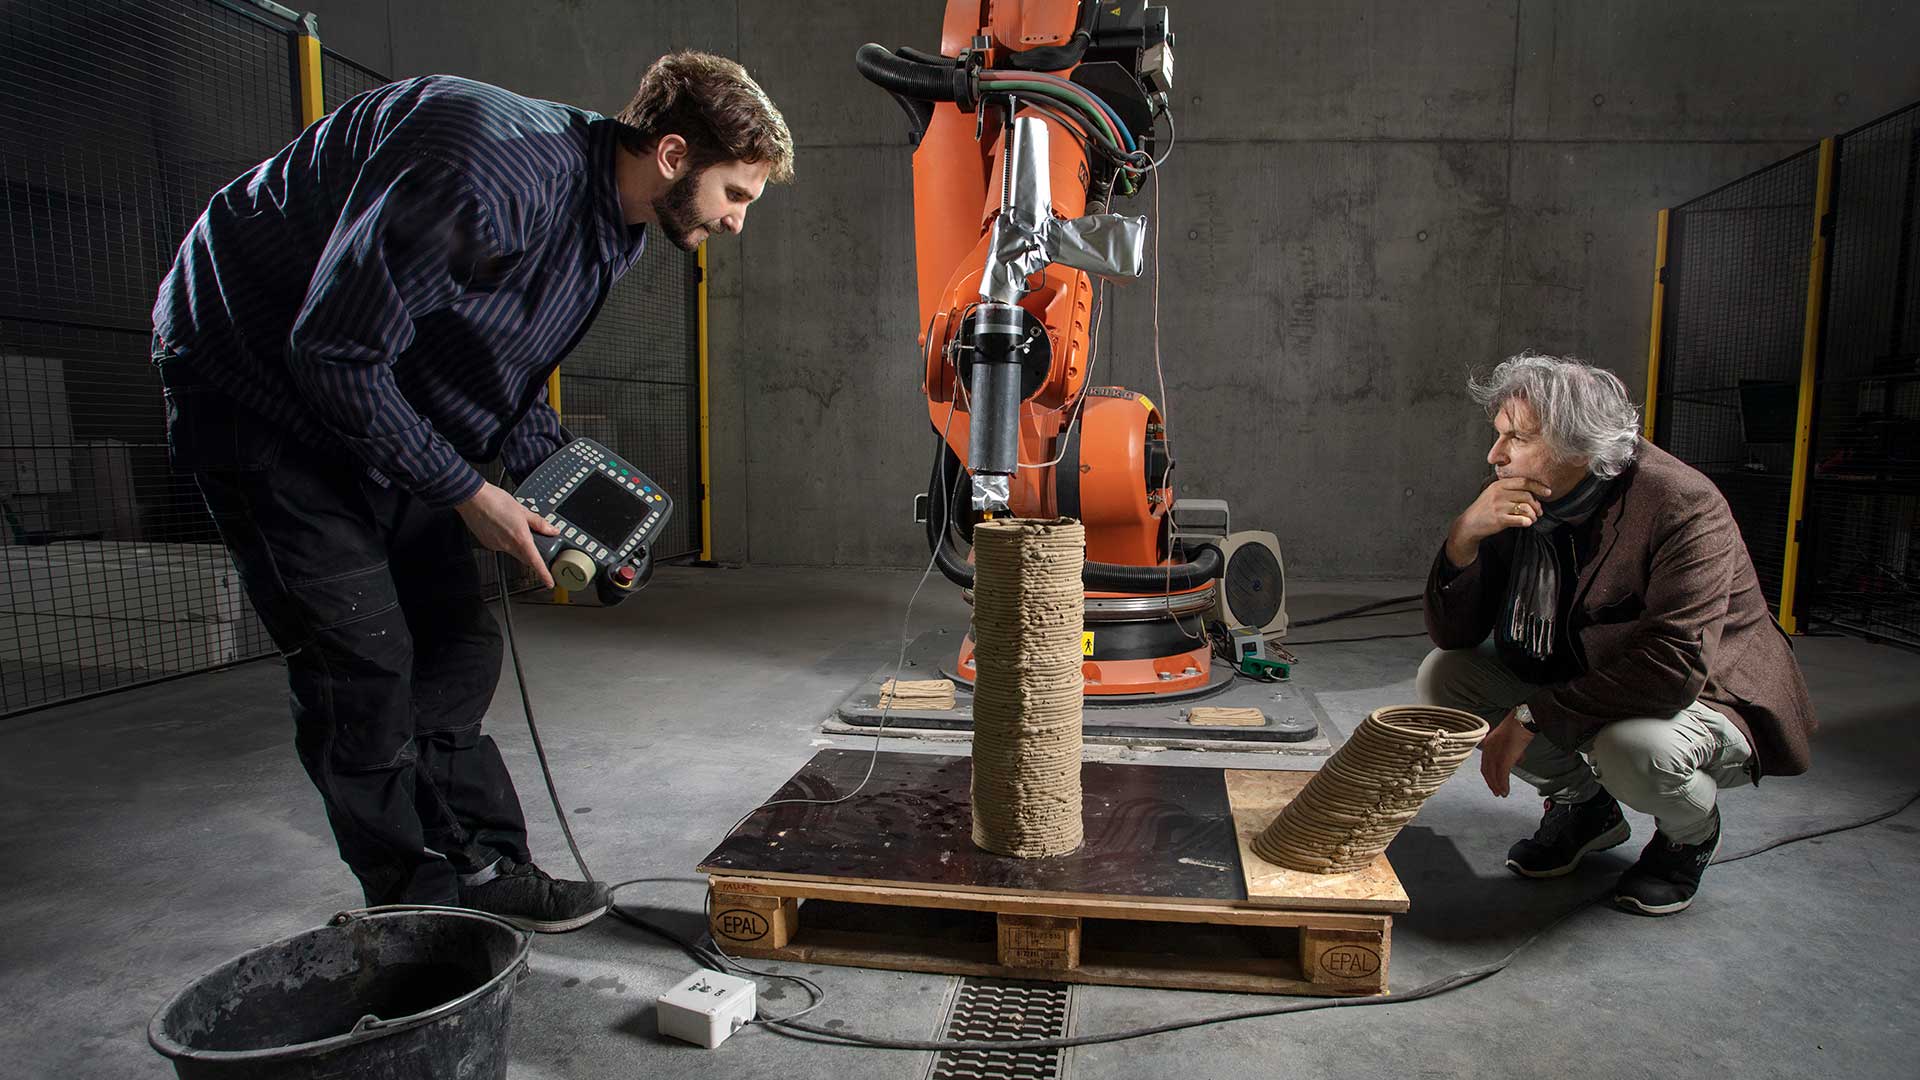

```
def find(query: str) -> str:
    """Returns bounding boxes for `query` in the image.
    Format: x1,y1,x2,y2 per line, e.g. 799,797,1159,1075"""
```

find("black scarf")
1498,473,1614,662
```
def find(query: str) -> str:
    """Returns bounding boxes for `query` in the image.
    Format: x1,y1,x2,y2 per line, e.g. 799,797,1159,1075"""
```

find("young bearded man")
152,53,792,931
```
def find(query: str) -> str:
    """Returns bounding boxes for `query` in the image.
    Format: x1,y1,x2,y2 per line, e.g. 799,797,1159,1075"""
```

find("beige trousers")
1417,642,1752,845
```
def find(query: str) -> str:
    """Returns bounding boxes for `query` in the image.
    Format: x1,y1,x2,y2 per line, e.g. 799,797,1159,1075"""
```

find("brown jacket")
1424,440,1816,779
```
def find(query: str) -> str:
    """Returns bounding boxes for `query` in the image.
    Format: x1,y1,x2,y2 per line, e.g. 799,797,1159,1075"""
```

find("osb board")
1224,769,1409,913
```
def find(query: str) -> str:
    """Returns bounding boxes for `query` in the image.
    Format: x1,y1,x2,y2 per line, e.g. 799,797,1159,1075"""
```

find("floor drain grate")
926,978,1072,1080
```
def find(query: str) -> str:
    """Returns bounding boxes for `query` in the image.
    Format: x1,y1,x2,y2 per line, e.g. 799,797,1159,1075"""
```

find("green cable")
982,80,1149,196
1013,95,1132,171
981,79,1113,144
977,81,1152,199
978,77,1124,151
995,71,1139,154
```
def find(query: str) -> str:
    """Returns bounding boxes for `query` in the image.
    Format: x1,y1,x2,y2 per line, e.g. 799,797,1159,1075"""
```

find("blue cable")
984,71,1137,153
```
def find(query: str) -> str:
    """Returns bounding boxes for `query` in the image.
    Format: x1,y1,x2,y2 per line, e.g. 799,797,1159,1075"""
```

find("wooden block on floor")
1301,927,1389,993
1223,769,1410,913
709,888,799,951
879,678,956,710
1187,706,1266,727
997,913,1081,970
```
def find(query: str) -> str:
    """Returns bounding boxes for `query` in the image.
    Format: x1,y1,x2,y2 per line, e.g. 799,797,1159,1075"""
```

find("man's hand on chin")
1445,475,1555,569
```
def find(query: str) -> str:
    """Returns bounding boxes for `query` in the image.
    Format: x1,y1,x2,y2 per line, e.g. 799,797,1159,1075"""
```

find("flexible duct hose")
855,43,966,102
894,45,951,67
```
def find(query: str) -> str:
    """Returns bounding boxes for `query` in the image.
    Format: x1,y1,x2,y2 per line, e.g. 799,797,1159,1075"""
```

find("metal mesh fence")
2,0,297,329
4,1,705,715
1806,103,1920,645
321,46,387,113
1654,148,1820,608
558,241,703,560
2,0,298,714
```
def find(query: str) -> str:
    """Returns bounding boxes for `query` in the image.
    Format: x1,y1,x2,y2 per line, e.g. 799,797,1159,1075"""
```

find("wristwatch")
1513,704,1540,733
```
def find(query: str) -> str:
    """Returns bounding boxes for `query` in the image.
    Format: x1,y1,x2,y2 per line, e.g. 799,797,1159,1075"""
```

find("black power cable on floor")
495,571,1920,1051
495,556,593,880
1286,630,1431,647
1289,594,1422,629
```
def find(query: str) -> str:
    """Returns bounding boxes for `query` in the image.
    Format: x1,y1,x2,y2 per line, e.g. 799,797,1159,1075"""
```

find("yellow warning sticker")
1082,631,1096,656
1136,394,1156,413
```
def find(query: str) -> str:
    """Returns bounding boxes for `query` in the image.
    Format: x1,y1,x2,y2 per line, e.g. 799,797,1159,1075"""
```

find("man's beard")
652,168,710,252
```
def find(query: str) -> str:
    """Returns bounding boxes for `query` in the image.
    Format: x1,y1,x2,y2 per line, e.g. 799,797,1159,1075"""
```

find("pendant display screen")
556,472,643,546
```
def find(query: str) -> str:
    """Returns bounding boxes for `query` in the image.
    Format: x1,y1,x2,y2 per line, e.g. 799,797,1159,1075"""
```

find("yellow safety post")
1643,208,1670,439
546,368,569,604
294,14,324,128
1779,137,1836,635
697,241,713,562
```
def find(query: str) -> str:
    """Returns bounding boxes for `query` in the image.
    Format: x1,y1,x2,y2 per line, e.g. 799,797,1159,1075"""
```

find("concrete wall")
300,0,1920,575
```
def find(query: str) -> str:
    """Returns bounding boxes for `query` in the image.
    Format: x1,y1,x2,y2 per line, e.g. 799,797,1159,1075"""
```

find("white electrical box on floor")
657,969,756,1048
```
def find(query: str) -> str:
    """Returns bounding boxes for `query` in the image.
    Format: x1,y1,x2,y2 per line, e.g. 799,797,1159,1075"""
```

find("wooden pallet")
698,751,1408,997
706,873,1393,997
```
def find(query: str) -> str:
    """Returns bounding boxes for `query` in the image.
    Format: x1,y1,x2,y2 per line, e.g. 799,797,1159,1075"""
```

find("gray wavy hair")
1468,352,1642,478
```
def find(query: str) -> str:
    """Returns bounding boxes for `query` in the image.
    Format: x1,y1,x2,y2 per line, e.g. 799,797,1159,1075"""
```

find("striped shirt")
153,75,648,506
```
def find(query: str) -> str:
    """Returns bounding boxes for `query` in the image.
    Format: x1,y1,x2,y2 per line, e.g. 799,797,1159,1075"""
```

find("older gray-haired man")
1418,352,1816,915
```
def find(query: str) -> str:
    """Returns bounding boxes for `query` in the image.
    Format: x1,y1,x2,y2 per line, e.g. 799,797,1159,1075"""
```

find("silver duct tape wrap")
972,472,1012,511
1250,705,1489,874
989,211,1147,299
969,518,1086,858
1046,212,1148,281
983,116,1148,304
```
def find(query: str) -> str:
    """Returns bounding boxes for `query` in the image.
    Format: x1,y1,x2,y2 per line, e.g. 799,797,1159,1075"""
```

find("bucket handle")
327,904,537,1031
329,903,535,978
329,902,534,945
349,1013,395,1035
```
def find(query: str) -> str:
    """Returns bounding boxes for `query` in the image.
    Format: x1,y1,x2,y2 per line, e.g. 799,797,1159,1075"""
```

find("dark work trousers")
159,355,531,906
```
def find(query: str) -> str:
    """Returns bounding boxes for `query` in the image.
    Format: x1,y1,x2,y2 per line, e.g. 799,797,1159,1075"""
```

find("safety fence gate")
2,0,702,717
1648,102,1920,647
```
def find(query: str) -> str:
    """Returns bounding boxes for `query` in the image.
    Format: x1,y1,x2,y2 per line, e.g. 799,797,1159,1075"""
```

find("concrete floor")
3,564,1917,1079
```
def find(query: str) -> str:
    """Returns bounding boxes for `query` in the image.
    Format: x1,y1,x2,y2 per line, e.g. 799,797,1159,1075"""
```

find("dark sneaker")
460,860,610,933
1613,813,1721,916
1505,791,1631,878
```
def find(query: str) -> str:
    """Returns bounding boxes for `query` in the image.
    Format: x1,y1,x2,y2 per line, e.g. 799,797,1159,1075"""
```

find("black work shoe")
1613,814,1721,917
1505,791,1631,878
460,860,610,933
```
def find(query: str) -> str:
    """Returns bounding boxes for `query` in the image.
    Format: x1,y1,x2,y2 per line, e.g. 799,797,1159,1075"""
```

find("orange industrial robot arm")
857,1,1219,598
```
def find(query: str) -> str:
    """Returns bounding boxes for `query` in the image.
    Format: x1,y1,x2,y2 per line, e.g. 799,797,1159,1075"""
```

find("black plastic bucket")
148,907,532,1080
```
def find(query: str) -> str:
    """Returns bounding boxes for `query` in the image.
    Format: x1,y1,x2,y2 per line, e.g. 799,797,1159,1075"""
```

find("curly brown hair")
614,51,794,183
